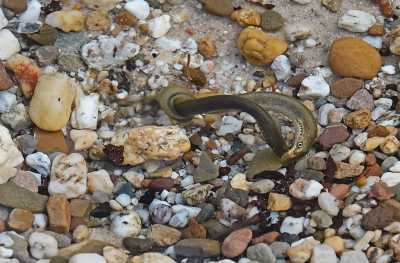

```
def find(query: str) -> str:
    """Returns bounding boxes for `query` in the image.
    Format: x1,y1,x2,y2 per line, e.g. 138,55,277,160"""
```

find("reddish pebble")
188,218,197,226
365,154,377,165
364,164,383,178
181,224,207,239
368,182,395,201
222,229,252,258
70,217,87,231
329,184,350,200
148,178,175,191
9,171,38,193
252,231,280,245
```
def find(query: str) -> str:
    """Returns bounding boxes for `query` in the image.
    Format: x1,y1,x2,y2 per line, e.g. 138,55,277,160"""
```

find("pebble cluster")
0,0,400,263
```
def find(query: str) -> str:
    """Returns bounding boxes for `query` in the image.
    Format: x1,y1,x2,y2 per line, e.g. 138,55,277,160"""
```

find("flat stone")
318,122,349,148
57,239,112,259
175,238,221,257
3,0,27,13
198,0,233,16
47,193,71,234
9,170,38,193
181,184,212,206
90,202,111,218
369,182,395,201
194,203,215,224
123,237,153,253
194,154,219,183
286,74,307,88
146,224,181,246
8,208,34,232
247,243,277,263
35,45,60,67
222,229,252,258
346,89,375,111
27,24,59,46
0,182,49,213
322,0,342,12
334,162,364,179
70,199,92,219
181,224,207,239
330,78,364,98
222,187,249,208
34,128,70,154
329,37,381,79
0,60,14,91
57,54,86,72
148,178,175,191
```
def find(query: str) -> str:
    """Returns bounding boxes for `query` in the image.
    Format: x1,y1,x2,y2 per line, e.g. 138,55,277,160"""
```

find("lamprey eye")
297,142,303,148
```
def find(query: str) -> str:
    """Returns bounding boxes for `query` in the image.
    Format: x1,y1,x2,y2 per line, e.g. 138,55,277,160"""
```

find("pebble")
360,137,386,151
246,243,277,263
110,211,141,237
182,223,207,239
82,0,123,10
280,216,305,234
69,253,106,263
150,203,172,224
322,0,342,12
329,37,381,79
28,24,58,46
103,246,128,263
345,109,372,129
70,130,98,151
131,252,176,263
349,150,366,165
90,202,112,218
3,0,27,13
45,10,85,32
47,193,71,234
70,199,92,219
70,93,99,130
26,152,50,176
329,144,350,162
267,193,292,211
169,209,189,228
250,179,275,194
0,61,13,92
319,122,350,148
338,10,376,32
85,10,109,31
260,10,284,31
195,203,215,223
28,232,58,260
330,78,363,98
289,179,323,200
318,103,336,126
298,75,330,99
287,245,312,263
123,237,153,253
34,46,60,67
29,73,75,131
230,173,252,192
222,229,252,258
182,184,212,205
220,198,246,220
123,0,150,19
122,171,144,188
198,0,233,16
148,15,171,38
197,37,217,58
0,168,16,184
8,208,35,232
380,135,399,155
146,224,181,246
231,8,260,27
73,225,90,242
271,55,292,80
318,192,339,216
87,170,114,195
285,24,312,41
9,170,38,193
0,29,20,60
334,162,364,179
340,250,369,263
194,153,219,183
237,27,288,66
110,126,190,165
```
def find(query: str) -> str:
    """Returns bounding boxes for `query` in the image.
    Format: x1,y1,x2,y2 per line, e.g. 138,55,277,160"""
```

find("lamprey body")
156,85,317,165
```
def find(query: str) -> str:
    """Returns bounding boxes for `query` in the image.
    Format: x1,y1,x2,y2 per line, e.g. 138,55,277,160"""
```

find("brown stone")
345,109,372,129
330,78,364,99
34,127,70,154
334,162,364,179
329,184,350,199
8,208,35,232
57,239,112,259
286,74,307,88
0,60,14,91
307,156,326,170
47,193,71,234
322,0,342,12
9,170,38,193
114,11,138,27
365,154,377,165
0,218,5,233
198,0,233,16
363,164,383,178
185,68,207,87
70,199,92,218
205,140,218,150
70,217,87,231
361,205,393,230
329,37,382,79
198,37,217,59
267,193,292,211
318,122,349,148
181,224,207,239
3,0,27,13
346,89,375,111
368,125,390,138
222,229,252,258
252,231,280,245
148,178,175,191
369,25,385,36
85,10,109,30
146,224,181,246
369,182,395,201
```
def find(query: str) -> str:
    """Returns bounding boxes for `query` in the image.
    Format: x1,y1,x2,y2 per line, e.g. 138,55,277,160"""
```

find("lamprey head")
156,84,195,122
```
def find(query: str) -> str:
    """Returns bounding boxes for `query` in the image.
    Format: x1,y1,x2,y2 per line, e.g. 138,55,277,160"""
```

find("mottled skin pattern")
156,84,317,166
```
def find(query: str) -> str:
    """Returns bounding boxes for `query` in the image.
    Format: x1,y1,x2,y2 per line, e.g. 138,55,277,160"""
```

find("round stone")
328,37,382,79
260,10,284,31
222,229,252,258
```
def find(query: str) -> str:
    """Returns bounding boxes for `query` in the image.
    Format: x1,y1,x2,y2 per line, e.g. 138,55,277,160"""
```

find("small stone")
28,232,58,260
222,229,252,258
289,179,323,200
195,203,215,223
329,184,350,199
310,244,336,263
35,46,60,67
311,210,333,228
338,10,376,32
90,202,112,218
0,60,13,91
237,27,288,66
250,179,275,194
110,211,141,237
103,246,128,263
287,246,312,263
123,237,153,253
70,199,92,219
114,11,138,27
0,167,16,184
69,253,106,263
0,29,21,60
369,25,385,35
8,208,34,232
124,0,150,19
57,239,112,259
58,54,86,72
45,10,85,32
340,250,369,263
231,8,260,27
198,0,233,16
252,232,280,245
230,173,252,192
9,170,38,192
330,78,364,99
260,10,284,31
334,162,364,179
271,55,292,80
194,154,219,183
318,192,339,216
380,135,399,155
70,130,98,151
360,137,386,151
285,24,312,41
150,203,172,224
267,193,292,211
247,243,277,263
34,128,69,154
131,253,175,263
286,74,307,88
146,224,181,246
322,0,342,12
345,109,372,129
87,170,113,195
148,15,171,38
27,24,59,46
197,37,217,58
47,193,71,234
269,242,290,259
297,75,330,99
220,198,246,220
307,157,326,170
329,37,381,79
318,122,350,149
318,104,336,126
368,125,390,138
182,184,212,206
148,178,174,191
369,182,395,201
85,10,109,30
175,238,221,257
181,223,207,239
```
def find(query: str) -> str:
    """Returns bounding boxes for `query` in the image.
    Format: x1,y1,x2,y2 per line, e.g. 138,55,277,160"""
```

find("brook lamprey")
156,84,317,165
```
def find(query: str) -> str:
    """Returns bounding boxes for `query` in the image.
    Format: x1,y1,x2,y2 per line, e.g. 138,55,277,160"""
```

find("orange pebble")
185,28,195,35
188,218,197,226
215,211,222,220
356,176,367,187
73,3,82,10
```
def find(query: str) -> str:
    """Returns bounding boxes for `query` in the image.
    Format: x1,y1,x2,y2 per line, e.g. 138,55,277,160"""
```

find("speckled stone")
260,10,284,31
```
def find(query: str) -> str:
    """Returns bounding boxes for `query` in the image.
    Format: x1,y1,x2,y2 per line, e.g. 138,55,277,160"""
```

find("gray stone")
55,32,89,54
0,6,16,19
222,187,249,208
311,210,333,228
322,0,343,12
44,232,72,248
370,150,388,161
17,134,38,155
174,239,221,258
35,46,60,67
269,242,290,259
193,154,219,183
195,203,215,223
391,183,400,202
382,156,398,171
0,204,12,221
0,183,49,213
346,89,374,111
260,10,284,31
6,21,43,33
247,243,277,263
123,237,153,253
295,170,324,182
6,232,36,263
340,250,369,263
57,54,86,72
145,0,161,8
50,255,69,263
201,219,228,239
250,179,275,194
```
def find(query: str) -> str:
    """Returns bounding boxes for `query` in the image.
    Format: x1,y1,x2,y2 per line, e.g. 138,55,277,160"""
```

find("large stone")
330,78,364,99
28,73,76,131
57,239,113,259
193,154,219,183
110,126,190,166
0,126,24,169
146,224,181,246
198,0,233,16
328,37,381,79
174,239,221,258
237,27,288,66
45,10,85,32
0,183,49,213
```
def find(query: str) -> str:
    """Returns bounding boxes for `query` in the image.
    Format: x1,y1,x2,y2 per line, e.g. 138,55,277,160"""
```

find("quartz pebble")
87,170,113,195
338,10,376,32
148,15,171,38
298,75,330,99
69,253,106,263
28,232,58,260
83,0,123,10
45,10,85,32
0,125,24,169
271,55,292,80
110,211,141,237
0,29,20,60
70,93,99,130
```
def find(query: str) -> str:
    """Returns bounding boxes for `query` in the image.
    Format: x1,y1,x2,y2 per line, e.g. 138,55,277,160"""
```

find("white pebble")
0,9,8,30
26,152,51,176
317,103,335,126
354,132,368,147
348,150,366,165
298,75,330,99
305,38,317,48
109,200,123,211
116,193,132,206
329,144,350,162
124,0,150,19
181,175,194,187
169,209,189,228
285,24,312,41
271,55,292,80
381,65,396,74
216,116,243,136
310,244,337,263
389,161,400,172
238,134,255,145
289,179,324,200
280,216,305,234
110,211,141,237
172,204,201,218
362,35,382,49
155,36,182,51
318,192,339,216
338,10,376,32
69,253,106,263
32,213,48,231
0,246,13,258
148,15,171,38
70,93,99,130
381,172,400,187
18,0,41,21
28,232,58,260
0,29,21,60
200,61,215,73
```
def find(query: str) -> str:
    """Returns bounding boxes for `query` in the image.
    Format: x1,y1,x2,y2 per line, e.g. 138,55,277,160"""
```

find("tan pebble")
70,129,98,151
371,230,382,243
230,173,252,192
366,247,384,262
267,193,292,211
368,125,390,138
197,37,217,58
150,166,172,178
345,109,372,129
324,228,336,238
45,10,85,32
303,100,315,111
231,8,261,27
286,246,312,263
85,10,109,30
329,184,350,199
123,171,144,188
204,113,222,123
324,236,346,254
360,136,386,151
328,108,344,123
205,140,218,149
369,25,384,36
114,11,138,27
385,125,398,136
73,225,90,243
8,208,35,232
47,193,71,234
380,135,399,155
334,162,364,179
